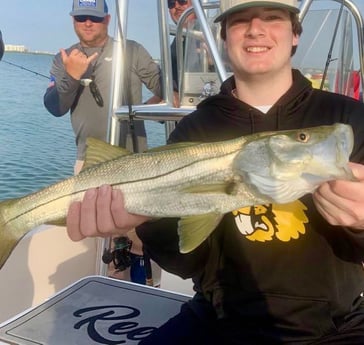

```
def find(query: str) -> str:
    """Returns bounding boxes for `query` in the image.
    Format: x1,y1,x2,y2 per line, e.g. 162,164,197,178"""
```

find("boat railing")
176,0,226,89
112,1,225,134
299,0,364,97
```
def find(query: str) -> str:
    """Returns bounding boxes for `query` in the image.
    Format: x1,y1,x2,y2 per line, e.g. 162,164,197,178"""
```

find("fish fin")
46,218,66,226
183,182,239,195
82,137,132,170
146,141,201,153
178,214,223,253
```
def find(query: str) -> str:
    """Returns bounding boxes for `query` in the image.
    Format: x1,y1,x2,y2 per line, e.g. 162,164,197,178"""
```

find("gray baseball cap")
70,0,108,18
214,0,300,22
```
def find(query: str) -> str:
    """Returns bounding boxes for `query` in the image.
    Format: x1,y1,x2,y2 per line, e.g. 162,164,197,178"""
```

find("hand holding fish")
313,162,364,230
66,185,150,241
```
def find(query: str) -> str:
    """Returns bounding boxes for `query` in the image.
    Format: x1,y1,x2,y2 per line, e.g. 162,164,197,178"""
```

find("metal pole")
158,0,174,106
190,0,227,81
95,0,129,277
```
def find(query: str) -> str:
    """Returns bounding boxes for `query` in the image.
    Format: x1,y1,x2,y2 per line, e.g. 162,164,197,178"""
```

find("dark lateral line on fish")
4,148,242,225
3,189,91,226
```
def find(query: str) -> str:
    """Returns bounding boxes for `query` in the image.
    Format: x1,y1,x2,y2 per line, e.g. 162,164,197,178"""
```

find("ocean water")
0,52,165,200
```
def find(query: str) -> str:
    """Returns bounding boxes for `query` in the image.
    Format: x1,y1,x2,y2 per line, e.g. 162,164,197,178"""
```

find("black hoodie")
137,69,364,342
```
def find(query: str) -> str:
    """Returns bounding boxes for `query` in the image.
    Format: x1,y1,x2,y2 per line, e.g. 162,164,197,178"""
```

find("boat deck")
0,275,191,345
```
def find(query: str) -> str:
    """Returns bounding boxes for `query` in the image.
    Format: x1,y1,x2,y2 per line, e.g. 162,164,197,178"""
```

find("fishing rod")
320,0,344,90
1,59,49,79
0,29,48,78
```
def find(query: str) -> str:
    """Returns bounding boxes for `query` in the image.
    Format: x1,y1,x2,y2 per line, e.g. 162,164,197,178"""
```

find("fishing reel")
102,236,133,272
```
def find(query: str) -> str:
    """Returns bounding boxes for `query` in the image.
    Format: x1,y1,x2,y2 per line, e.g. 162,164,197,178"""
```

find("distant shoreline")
5,50,55,56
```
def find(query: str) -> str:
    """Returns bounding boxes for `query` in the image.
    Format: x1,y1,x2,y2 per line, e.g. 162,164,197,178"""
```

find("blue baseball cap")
70,0,108,18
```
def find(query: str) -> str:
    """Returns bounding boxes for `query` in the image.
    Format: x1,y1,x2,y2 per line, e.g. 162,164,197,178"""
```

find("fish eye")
297,131,310,142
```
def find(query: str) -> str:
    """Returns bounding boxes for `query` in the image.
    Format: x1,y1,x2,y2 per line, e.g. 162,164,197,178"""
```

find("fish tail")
0,198,24,269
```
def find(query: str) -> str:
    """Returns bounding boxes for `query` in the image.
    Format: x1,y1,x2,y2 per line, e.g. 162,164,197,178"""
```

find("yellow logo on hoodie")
232,200,308,242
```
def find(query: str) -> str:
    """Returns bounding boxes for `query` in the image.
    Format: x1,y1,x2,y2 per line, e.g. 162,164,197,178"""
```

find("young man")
66,0,364,343
44,0,162,174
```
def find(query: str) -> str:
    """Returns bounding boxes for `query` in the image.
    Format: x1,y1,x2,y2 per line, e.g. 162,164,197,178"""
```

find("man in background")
168,0,196,89
44,0,162,174
168,0,215,103
44,0,162,284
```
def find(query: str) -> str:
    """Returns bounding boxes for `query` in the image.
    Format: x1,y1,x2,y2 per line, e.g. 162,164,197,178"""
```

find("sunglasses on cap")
168,0,188,9
74,15,105,23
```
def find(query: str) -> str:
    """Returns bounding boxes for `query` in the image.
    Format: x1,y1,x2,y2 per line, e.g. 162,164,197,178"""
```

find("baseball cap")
70,0,109,18
214,0,300,22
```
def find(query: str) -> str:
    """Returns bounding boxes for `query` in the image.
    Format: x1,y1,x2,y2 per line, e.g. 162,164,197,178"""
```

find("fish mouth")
302,165,354,186
337,165,355,180
337,123,354,157
332,124,355,180
307,123,355,181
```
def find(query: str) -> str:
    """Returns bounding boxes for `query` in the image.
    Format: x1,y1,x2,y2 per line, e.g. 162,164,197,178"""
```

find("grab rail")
299,0,364,93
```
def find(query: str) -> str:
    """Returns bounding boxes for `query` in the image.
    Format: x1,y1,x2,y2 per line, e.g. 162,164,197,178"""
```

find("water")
0,52,166,200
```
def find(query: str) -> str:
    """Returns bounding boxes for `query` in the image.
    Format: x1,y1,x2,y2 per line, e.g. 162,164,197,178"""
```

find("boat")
0,0,363,342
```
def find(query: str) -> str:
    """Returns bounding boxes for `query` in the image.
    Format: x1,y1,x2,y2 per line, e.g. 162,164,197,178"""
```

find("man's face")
168,0,194,23
224,7,299,78
73,14,110,47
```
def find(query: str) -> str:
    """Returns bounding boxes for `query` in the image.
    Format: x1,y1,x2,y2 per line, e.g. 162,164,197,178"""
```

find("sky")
0,0,161,57
1,0,364,58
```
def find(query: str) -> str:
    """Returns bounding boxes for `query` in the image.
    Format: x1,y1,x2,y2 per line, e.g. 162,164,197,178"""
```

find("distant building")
5,44,28,53
4,44,53,55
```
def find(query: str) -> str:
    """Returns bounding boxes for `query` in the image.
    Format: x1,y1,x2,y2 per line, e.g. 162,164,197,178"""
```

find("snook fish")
0,123,355,268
